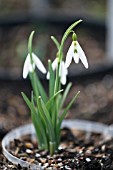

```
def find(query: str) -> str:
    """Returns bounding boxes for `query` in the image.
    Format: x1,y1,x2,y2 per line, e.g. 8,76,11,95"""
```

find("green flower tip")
72,32,77,41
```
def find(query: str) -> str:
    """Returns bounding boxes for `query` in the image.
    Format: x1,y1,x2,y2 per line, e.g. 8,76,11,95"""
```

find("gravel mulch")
3,128,113,170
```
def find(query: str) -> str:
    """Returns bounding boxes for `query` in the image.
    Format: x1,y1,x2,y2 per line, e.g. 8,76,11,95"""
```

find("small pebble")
85,149,92,155
26,149,33,154
101,145,106,151
14,147,19,156
65,165,71,169
39,158,47,164
58,162,63,166
18,153,28,157
35,153,41,158
27,158,35,163
42,162,49,168
25,142,33,149
86,157,91,162
58,158,62,162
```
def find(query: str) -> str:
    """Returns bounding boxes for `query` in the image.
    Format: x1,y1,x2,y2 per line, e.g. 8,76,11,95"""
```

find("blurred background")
1,0,113,137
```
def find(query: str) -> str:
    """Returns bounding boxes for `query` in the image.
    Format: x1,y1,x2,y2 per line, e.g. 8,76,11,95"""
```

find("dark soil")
4,128,113,170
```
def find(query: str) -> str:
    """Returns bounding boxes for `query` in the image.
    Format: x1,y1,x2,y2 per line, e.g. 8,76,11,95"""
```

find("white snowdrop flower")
65,41,88,69
23,52,46,79
47,58,68,85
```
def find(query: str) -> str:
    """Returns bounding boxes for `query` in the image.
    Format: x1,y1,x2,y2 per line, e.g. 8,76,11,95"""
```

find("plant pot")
2,119,113,169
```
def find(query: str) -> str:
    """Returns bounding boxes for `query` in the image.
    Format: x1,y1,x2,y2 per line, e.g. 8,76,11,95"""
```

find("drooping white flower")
65,41,88,69
47,58,68,85
23,53,46,79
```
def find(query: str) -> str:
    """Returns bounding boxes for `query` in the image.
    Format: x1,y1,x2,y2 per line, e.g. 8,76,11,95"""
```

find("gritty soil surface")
3,128,113,170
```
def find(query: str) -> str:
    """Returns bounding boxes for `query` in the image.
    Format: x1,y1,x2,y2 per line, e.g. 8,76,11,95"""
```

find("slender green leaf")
21,92,36,114
48,60,55,98
22,91,42,148
38,96,55,142
29,72,39,103
39,97,53,128
52,95,59,133
57,91,80,130
32,111,48,149
35,72,48,103
51,36,60,50
31,92,48,149
31,111,43,148
46,89,63,110
60,83,72,110
54,61,60,94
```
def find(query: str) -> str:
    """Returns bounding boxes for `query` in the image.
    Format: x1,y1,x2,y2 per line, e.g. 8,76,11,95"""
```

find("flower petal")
52,58,58,70
23,54,31,79
73,51,79,64
61,74,66,85
46,58,58,80
63,62,68,76
65,42,74,68
60,61,67,85
46,72,50,79
77,41,88,69
32,53,46,73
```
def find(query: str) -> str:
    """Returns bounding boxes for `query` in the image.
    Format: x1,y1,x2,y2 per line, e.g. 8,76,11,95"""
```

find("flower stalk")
22,20,88,155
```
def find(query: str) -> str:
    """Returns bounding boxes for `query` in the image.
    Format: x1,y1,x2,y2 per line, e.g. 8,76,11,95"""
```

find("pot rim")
2,119,112,170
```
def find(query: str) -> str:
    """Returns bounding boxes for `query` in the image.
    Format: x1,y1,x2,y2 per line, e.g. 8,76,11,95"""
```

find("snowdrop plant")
22,19,88,156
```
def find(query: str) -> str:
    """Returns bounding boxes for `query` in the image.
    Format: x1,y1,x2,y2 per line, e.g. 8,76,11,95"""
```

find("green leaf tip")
78,91,80,94
79,19,83,22
29,31,35,38
51,36,53,39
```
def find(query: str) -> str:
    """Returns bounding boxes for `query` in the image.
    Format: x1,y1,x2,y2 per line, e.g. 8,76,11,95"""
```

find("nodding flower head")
23,53,46,79
65,33,88,69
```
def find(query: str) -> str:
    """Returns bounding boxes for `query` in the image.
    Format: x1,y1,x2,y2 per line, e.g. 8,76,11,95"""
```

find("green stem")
49,141,56,156
28,31,35,64
59,19,82,60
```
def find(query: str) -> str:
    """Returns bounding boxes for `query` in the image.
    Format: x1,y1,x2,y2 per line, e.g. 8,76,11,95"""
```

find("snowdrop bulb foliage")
23,53,46,79
47,58,68,85
65,41,88,69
